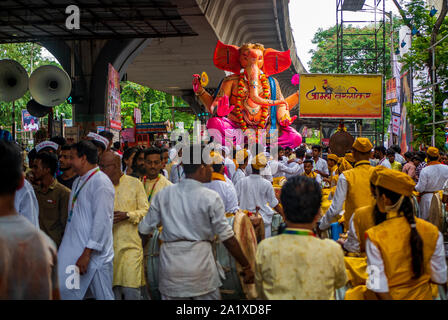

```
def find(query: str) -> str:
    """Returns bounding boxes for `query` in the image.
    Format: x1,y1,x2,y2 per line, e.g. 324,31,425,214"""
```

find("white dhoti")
419,193,435,221
159,241,222,299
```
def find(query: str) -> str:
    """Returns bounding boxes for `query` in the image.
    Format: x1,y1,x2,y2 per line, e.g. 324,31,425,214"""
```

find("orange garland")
233,72,270,136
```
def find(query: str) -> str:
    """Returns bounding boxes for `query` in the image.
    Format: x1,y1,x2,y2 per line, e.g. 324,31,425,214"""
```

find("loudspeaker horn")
0,59,29,102
29,65,72,107
27,99,52,118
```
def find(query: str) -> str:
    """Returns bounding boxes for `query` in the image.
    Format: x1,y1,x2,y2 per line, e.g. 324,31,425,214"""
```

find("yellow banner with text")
299,74,383,119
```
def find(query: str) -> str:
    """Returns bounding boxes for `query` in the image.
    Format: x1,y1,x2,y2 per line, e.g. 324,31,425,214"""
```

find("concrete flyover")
125,0,307,120
0,0,307,135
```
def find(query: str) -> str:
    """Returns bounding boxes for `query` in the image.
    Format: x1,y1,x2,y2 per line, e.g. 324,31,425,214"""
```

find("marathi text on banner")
299,74,383,119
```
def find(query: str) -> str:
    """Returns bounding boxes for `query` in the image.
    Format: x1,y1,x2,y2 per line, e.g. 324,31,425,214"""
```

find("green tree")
308,23,396,77
120,81,196,131
392,0,448,149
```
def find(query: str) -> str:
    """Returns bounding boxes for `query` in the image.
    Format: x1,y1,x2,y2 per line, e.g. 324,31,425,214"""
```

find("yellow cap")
252,153,268,170
352,137,373,153
344,153,355,163
235,149,249,163
327,154,339,162
427,147,439,158
209,151,224,165
370,165,416,196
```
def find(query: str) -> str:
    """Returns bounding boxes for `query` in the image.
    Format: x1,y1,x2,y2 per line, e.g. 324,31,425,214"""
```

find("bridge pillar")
41,38,151,137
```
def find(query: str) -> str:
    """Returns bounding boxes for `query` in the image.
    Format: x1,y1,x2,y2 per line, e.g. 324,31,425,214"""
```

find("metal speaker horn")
29,65,72,107
27,99,52,118
0,59,29,102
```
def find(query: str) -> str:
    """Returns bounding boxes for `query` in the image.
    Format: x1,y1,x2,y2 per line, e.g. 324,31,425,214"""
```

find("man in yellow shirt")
255,175,347,299
140,147,173,298
386,148,403,171
142,147,173,205
100,151,149,300
301,159,322,185
319,137,375,232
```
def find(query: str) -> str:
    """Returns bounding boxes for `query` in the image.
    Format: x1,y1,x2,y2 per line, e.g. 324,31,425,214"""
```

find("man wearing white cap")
87,132,109,158
235,153,285,238
204,152,239,214
35,141,59,154
58,141,115,300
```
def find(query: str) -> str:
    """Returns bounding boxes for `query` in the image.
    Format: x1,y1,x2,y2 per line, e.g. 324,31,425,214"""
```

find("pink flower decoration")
291,74,300,86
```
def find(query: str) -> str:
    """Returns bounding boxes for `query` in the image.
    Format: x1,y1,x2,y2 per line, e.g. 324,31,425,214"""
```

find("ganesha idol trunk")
196,40,302,149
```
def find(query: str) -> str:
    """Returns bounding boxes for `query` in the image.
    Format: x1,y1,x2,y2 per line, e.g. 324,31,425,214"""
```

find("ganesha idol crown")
212,40,292,76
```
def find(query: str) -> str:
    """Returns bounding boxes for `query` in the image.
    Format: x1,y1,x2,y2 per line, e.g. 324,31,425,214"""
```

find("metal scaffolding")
336,0,387,145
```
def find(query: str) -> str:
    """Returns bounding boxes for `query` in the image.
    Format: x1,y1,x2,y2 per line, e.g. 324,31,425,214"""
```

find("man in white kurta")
138,145,255,299
14,179,39,228
311,145,329,177
204,153,240,214
58,142,115,300
415,147,448,221
269,158,301,178
138,179,235,299
235,153,284,238
169,163,185,184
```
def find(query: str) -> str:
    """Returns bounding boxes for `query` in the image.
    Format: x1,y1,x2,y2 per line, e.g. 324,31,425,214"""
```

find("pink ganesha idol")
193,41,302,148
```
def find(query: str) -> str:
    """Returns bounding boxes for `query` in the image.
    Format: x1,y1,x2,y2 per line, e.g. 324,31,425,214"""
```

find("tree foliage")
393,0,448,149
120,81,196,130
308,23,396,77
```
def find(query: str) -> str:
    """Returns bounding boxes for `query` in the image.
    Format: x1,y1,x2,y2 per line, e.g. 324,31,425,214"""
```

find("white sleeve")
267,184,279,208
15,181,40,229
138,191,162,235
365,238,389,293
227,183,240,213
343,215,360,253
278,162,300,175
443,179,448,196
319,174,347,230
431,232,447,284
321,159,329,175
315,174,322,185
415,169,427,193
381,160,392,169
87,186,115,251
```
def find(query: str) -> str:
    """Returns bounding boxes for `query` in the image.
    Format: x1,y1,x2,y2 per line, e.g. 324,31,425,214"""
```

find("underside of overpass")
0,0,312,137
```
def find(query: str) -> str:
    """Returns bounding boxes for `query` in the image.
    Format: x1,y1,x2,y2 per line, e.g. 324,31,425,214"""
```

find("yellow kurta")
142,174,173,205
255,231,347,299
301,171,317,179
113,174,149,288
341,160,375,230
366,213,439,300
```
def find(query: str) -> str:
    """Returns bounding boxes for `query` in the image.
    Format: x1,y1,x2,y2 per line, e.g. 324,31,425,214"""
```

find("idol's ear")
213,40,241,74
262,48,291,76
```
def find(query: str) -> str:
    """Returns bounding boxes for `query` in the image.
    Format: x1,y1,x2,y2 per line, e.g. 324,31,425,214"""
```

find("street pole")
12,100,15,141
432,46,436,146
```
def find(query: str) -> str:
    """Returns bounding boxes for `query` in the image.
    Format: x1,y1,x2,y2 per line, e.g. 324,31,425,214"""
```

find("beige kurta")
113,174,149,288
255,230,347,299
142,174,173,205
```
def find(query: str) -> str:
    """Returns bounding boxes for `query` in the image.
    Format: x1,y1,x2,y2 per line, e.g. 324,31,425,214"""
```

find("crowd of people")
1,130,448,300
